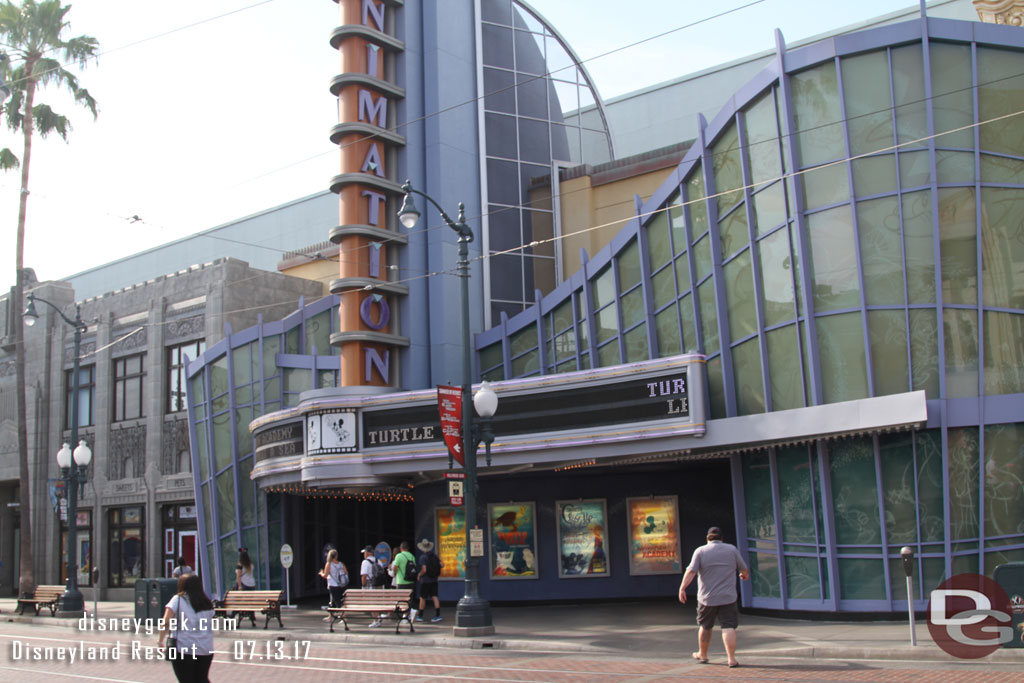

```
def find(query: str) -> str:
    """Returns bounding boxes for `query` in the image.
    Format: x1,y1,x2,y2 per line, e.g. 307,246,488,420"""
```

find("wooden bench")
325,588,414,634
212,590,283,629
16,585,66,616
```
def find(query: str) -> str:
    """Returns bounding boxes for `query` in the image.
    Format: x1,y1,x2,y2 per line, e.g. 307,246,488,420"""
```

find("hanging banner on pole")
437,385,464,466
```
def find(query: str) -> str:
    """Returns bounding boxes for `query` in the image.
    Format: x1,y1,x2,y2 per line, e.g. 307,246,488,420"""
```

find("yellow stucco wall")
558,167,673,278
277,256,334,296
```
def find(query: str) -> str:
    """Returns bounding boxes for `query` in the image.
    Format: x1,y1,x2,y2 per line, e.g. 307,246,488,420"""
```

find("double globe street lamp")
24,293,92,616
398,181,497,635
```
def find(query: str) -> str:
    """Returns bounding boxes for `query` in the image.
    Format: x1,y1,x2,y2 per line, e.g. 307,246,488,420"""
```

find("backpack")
425,553,441,579
370,560,386,587
402,552,418,583
331,561,349,588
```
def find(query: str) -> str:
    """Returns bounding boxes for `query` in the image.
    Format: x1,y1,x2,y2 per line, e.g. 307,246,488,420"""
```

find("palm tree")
0,0,97,598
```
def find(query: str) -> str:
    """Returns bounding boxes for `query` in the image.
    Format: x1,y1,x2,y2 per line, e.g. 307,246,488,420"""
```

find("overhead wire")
0,0,278,90
12,98,1020,359
4,3,1019,299
0,0,975,274
2,0,772,268
9,48,1020,282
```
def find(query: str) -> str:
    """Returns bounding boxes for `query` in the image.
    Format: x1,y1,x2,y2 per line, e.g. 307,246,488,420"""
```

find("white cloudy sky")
0,0,933,291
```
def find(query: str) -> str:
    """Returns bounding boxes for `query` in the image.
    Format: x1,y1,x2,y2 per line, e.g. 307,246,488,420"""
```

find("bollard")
900,546,916,646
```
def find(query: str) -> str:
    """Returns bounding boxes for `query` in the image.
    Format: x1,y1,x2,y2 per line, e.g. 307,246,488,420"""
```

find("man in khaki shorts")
678,526,750,668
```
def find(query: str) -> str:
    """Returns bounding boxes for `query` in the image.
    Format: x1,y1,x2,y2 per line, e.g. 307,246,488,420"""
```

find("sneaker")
368,620,382,628
430,615,443,623
322,616,332,622
414,615,425,622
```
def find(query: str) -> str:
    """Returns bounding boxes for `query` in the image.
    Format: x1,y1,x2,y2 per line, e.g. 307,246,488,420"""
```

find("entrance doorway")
178,530,197,573
161,503,199,577
282,495,414,601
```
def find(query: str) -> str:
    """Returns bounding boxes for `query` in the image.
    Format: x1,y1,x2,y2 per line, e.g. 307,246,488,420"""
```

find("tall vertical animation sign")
437,385,464,466
331,0,408,388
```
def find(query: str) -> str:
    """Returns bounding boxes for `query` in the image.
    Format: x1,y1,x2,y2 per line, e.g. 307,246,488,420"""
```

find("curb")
3,614,611,654
746,645,1024,663
7,612,1024,662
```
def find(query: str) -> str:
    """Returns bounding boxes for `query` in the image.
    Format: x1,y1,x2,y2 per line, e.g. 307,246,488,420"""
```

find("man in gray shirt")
678,526,750,668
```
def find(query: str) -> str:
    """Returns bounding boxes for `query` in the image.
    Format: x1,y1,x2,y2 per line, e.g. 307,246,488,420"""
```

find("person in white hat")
415,538,444,623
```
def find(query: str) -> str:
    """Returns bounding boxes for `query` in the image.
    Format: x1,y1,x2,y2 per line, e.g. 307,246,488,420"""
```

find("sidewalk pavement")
2,596,1022,664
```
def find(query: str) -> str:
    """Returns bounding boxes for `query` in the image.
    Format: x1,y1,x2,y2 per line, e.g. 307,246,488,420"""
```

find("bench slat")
213,590,284,630
324,590,414,634
16,585,66,616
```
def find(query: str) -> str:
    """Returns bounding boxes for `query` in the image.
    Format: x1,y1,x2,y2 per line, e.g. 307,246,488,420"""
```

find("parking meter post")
92,567,99,617
901,546,916,646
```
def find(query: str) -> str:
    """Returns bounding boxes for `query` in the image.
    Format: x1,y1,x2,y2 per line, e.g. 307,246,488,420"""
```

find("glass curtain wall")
475,22,1024,610
479,0,613,325
187,296,339,598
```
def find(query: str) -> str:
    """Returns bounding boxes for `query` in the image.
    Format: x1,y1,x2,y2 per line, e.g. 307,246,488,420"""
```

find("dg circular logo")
927,573,1013,658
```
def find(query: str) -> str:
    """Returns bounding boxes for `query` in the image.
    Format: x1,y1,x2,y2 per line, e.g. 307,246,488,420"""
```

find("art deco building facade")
182,0,1023,613
5,0,1022,613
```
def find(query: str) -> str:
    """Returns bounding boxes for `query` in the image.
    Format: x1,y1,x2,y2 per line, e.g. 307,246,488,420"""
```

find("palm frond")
31,102,69,139
58,34,98,66
0,146,19,170
0,0,99,129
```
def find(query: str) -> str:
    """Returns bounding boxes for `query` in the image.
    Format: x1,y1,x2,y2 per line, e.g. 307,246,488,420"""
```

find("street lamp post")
399,181,495,635
24,293,92,616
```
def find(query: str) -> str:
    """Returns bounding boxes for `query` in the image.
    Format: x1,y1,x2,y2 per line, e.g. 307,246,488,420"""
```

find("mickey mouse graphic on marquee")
328,416,350,444
306,411,357,454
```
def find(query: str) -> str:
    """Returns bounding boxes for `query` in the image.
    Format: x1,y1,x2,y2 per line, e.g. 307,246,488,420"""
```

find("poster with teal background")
488,502,537,579
556,499,609,578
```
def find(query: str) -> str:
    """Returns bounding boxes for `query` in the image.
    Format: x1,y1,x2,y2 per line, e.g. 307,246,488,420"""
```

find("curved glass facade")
475,19,1024,609
480,0,614,325
187,296,341,596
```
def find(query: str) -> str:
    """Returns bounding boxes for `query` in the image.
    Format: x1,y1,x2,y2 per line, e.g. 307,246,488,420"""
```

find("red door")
179,531,198,575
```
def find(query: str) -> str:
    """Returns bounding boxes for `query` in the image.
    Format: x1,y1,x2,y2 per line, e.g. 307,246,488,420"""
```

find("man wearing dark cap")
678,526,749,668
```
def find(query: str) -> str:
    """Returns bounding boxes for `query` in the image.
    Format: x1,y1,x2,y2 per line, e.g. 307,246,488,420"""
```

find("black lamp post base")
453,624,496,637
453,596,494,637
57,589,86,618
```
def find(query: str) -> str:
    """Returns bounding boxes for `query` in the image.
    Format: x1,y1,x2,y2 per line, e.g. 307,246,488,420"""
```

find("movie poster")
556,499,610,578
435,506,465,580
488,502,537,579
626,496,682,575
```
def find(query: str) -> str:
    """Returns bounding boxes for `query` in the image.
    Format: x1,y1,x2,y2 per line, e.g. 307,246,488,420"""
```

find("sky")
0,0,940,291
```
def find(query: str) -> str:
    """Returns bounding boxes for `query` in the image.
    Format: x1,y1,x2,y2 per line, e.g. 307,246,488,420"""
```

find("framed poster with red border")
626,495,682,575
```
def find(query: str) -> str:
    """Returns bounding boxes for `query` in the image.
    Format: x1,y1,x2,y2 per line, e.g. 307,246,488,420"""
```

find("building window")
65,365,95,428
113,354,145,422
108,506,144,587
168,340,205,413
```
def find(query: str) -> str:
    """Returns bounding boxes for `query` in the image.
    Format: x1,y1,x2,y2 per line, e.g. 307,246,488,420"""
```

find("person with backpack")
415,538,444,623
360,546,379,588
318,548,349,610
360,545,387,627
390,540,418,595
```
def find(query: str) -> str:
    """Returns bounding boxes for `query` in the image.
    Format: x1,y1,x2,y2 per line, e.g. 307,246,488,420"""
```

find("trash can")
993,562,1024,649
147,578,180,623
134,579,150,620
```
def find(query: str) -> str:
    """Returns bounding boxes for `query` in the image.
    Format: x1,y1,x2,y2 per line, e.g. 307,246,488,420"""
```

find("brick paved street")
2,620,1022,682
